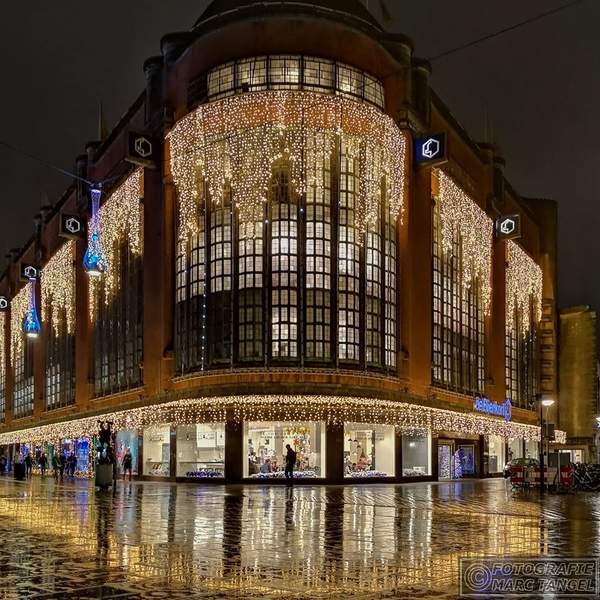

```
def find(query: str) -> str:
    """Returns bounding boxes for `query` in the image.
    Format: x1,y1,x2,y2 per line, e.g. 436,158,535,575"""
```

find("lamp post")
539,398,555,494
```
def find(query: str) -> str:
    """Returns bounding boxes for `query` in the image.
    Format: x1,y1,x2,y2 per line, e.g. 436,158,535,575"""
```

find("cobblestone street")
0,476,598,599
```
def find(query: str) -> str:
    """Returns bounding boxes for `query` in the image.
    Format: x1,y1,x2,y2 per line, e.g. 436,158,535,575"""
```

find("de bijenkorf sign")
414,132,447,167
474,396,512,422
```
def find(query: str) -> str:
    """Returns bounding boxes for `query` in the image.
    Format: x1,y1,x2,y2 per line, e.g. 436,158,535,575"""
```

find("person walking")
24,453,33,479
51,453,62,481
0,454,6,476
284,444,297,486
122,447,133,481
59,453,66,480
39,452,48,477
67,452,76,478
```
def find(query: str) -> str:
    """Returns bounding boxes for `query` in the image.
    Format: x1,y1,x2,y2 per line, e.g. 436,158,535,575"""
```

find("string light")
167,91,406,243
0,394,540,446
436,170,493,314
0,313,5,384
41,240,75,335
10,285,29,364
506,240,542,333
88,170,143,319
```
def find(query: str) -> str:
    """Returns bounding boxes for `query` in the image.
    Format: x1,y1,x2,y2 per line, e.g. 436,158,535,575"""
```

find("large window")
207,55,385,110
432,203,486,394
402,433,432,477
344,423,395,477
94,242,143,396
13,340,34,419
505,306,537,408
245,421,325,478
176,424,225,477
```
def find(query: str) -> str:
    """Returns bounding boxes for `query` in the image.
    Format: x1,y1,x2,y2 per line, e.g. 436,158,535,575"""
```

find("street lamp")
539,398,555,494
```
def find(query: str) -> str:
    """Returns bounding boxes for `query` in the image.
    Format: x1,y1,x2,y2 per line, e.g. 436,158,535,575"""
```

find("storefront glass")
508,438,523,460
402,433,431,476
143,426,170,476
62,438,91,474
343,423,394,478
488,436,506,473
525,439,539,460
116,430,138,475
244,421,325,478
176,424,225,477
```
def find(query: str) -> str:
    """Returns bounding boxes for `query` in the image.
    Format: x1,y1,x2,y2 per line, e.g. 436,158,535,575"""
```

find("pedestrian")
51,452,61,481
24,453,32,478
284,444,297,486
122,446,133,481
67,452,76,477
59,453,66,480
39,452,48,477
0,454,6,475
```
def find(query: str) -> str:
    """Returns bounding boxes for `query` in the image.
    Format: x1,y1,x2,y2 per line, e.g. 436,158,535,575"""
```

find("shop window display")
143,426,170,476
508,438,523,461
343,423,394,478
61,438,90,475
176,424,225,477
488,436,505,473
525,439,538,460
116,430,138,475
245,421,325,478
402,433,431,476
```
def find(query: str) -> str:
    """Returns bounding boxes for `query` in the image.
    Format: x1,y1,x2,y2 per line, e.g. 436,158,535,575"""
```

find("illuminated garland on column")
0,394,540,445
10,285,31,365
168,91,406,243
436,170,493,313
506,241,542,333
88,170,143,319
41,240,75,335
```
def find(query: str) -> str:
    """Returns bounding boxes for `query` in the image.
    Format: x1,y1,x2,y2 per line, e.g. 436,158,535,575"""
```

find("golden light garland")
168,91,406,243
553,430,567,445
88,170,143,319
436,170,493,314
10,284,31,366
506,240,542,333
41,240,75,335
0,313,5,383
0,395,540,445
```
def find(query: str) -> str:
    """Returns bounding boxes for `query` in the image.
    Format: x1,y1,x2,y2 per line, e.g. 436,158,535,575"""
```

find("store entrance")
438,441,454,479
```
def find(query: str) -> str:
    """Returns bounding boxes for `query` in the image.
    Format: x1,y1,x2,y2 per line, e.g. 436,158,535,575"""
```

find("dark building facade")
0,0,561,482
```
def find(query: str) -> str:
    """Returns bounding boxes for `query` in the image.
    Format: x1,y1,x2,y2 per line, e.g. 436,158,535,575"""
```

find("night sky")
0,0,597,321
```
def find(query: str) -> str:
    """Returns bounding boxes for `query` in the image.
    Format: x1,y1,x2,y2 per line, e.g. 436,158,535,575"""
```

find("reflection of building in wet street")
1,0,585,485
0,477,596,599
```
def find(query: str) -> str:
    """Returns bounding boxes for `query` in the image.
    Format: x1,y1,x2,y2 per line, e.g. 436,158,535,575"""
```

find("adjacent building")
0,0,562,482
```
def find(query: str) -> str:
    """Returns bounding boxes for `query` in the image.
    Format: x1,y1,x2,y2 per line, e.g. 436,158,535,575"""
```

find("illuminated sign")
0,297,9,311
125,129,159,168
59,213,85,239
20,264,39,281
495,214,521,241
474,396,512,422
414,132,447,168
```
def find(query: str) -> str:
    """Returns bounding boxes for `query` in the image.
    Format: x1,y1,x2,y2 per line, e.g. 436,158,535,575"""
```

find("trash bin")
14,463,25,481
95,464,113,489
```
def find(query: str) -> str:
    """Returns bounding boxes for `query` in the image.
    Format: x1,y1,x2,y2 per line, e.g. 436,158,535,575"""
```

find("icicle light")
437,170,493,313
88,170,143,319
167,91,406,242
0,313,5,381
41,240,75,335
10,285,31,365
0,394,540,445
506,241,542,333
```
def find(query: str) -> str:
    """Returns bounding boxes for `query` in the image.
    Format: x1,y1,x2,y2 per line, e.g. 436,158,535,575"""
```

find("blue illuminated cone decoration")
22,277,41,338
83,187,107,276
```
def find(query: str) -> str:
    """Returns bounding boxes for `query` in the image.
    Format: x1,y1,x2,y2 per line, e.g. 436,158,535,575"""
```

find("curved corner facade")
0,1,560,483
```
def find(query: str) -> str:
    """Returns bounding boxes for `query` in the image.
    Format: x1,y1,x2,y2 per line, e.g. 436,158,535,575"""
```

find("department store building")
0,0,563,483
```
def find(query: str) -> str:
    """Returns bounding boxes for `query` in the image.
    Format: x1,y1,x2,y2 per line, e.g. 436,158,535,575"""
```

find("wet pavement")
0,476,598,599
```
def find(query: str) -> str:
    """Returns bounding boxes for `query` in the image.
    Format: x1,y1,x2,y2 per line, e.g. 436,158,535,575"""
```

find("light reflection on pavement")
0,476,597,599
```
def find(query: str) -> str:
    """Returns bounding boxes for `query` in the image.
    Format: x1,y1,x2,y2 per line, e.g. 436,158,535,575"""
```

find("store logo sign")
20,264,39,280
474,396,512,422
0,297,9,311
414,132,447,168
126,129,159,168
59,213,86,239
496,214,521,241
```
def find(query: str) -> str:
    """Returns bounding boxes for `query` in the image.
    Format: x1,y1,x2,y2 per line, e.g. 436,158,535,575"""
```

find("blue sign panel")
474,396,513,422
414,132,447,167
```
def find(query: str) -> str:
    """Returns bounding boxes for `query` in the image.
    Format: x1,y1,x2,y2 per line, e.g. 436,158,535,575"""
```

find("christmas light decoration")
88,170,143,318
0,394,540,446
0,313,5,383
168,91,406,243
83,188,107,277
22,278,41,339
436,170,493,313
506,241,542,333
41,240,75,335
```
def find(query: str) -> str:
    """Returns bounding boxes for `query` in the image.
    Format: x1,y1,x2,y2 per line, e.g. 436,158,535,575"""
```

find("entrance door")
438,442,454,479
